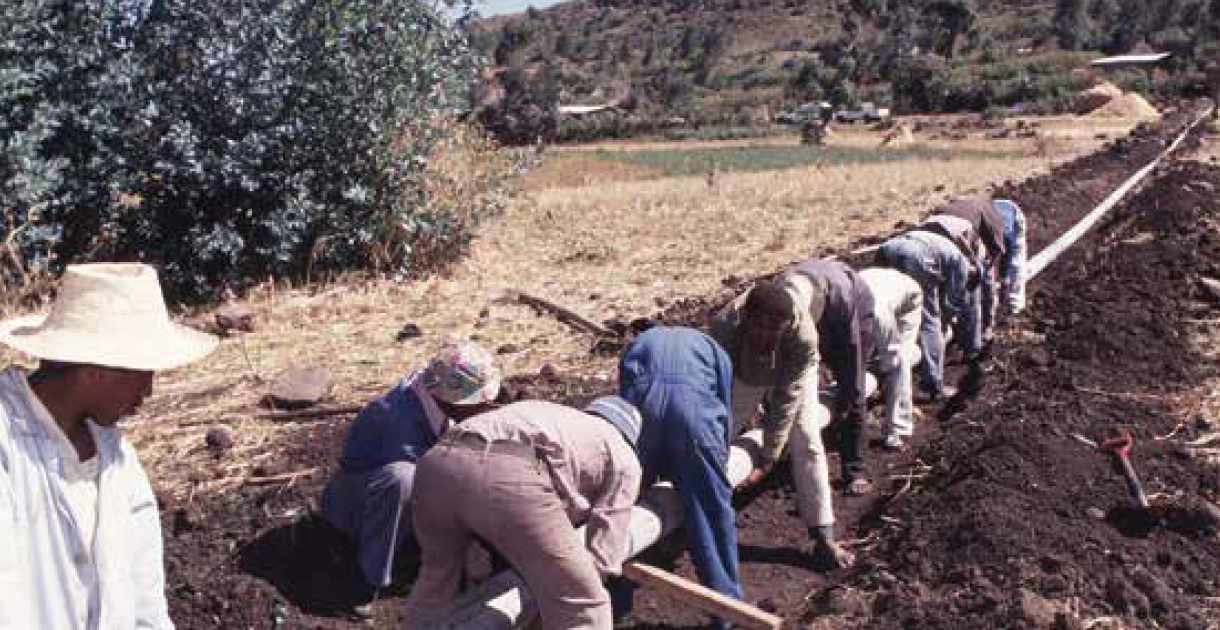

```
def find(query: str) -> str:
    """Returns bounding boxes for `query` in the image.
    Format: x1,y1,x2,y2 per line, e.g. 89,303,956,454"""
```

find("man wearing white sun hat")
0,263,218,629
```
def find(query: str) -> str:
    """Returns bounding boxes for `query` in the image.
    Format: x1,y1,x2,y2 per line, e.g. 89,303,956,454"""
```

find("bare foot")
812,540,855,570
845,477,873,496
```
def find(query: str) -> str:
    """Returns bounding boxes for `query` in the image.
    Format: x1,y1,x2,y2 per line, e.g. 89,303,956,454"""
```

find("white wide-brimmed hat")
0,263,218,371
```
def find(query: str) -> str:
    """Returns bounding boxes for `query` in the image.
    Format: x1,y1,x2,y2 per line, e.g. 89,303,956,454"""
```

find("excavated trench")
162,105,1220,629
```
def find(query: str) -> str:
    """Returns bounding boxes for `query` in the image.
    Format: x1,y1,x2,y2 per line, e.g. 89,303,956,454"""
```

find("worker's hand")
812,539,855,570
739,459,775,491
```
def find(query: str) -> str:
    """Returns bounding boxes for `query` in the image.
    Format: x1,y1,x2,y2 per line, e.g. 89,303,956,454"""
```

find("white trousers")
861,267,924,438
874,302,922,438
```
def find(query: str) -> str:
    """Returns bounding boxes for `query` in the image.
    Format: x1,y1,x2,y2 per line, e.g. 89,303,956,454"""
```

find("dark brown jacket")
942,197,1006,260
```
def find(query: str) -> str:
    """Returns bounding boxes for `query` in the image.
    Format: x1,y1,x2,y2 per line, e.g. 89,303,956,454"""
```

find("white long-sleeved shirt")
0,366,173,630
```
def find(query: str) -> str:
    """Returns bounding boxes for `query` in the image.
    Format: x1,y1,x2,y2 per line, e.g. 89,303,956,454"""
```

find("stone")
1086,507,1107,520
263,366,332,410
1025,348,1052,367
1200,277,1220,304
395,323,422,341
1014,588,1059,627
496,343,519,355
214,303,256,334
205,426,234,453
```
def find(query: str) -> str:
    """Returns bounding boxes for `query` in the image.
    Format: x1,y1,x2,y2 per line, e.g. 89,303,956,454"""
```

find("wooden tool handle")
623,562,785,630
1115,454,1150,508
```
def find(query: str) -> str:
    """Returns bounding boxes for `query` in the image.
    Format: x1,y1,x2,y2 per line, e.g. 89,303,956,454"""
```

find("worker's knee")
792,419,829,458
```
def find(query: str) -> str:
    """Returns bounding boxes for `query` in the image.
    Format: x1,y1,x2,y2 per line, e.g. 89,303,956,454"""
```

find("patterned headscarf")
421,341,501,406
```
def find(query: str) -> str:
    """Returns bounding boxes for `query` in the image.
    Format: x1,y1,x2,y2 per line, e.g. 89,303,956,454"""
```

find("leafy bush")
1,0,492,301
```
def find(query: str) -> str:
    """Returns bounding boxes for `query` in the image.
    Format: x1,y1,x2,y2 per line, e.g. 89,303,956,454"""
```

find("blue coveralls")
617,326,743,626
993,199,1028,312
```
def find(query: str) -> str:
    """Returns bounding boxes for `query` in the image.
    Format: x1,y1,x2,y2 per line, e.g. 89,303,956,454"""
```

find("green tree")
476,67,559,146
923,0,977,58
1054,0,1093,50
1,0,485,298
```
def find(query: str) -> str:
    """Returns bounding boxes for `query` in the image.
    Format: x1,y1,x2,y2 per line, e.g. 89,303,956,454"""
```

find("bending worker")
402,397,643,630
877,226,981,401
938,197,1008,332
991,198,1029,315
321,342,501,617
711,258,876,570
860,267,924,452
918,211,988,346
617,326,742,628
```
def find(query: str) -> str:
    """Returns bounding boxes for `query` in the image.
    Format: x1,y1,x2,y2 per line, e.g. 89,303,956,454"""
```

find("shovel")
1100,429,1151,509
1070,430,1150,509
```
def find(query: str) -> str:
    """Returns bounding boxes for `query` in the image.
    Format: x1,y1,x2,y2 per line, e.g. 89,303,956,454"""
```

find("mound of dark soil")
802,158,1220,629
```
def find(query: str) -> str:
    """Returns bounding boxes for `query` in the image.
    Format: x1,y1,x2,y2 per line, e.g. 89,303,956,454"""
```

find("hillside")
471,0,1220,122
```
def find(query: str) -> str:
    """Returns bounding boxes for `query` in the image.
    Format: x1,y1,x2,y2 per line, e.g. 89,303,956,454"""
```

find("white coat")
0,366,173,629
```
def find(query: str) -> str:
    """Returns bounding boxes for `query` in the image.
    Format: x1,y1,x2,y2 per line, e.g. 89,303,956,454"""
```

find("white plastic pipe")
844,106,1217,266
1027,106,1215,279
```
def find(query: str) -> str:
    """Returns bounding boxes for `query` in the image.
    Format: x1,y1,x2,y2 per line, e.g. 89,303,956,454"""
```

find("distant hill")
470,0,1219,123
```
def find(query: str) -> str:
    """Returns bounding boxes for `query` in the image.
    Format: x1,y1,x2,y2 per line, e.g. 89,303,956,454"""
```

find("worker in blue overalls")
615,326,741,629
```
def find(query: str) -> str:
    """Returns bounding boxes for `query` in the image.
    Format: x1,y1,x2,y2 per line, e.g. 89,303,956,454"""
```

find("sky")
470,0,564,16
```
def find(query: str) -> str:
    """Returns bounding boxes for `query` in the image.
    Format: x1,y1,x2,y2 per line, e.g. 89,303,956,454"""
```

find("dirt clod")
204,426,234,453
1014,588,1059,627
395,323,423,341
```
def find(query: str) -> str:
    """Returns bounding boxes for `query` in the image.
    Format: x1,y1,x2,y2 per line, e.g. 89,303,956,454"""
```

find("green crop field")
585,144,1023,178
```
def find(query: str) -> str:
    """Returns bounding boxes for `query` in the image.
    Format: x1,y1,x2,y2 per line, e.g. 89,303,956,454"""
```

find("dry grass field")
2,117,1148,499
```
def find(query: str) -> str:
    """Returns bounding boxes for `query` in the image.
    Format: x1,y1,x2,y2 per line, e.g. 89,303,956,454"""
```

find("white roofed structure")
1089,52,1173,68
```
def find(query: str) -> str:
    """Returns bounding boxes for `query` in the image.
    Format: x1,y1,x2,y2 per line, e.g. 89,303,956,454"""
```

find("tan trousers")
402,441,610,630
787,369,835,529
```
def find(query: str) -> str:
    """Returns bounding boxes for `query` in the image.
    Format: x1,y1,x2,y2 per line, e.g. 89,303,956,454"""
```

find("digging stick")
244,467,320,485
504,290,615,337
622,562,784,630
1110,451,1150,509
256,405,362,421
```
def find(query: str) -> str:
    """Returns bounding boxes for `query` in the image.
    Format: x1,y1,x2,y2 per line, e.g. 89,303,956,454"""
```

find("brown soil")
800,121,1220,628
161,105,1219,629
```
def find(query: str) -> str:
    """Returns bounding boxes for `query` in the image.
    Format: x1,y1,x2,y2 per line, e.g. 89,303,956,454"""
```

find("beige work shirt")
457,400,643,577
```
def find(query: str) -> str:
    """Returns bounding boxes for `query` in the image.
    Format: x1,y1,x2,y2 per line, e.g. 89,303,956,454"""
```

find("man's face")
85,367,155,426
